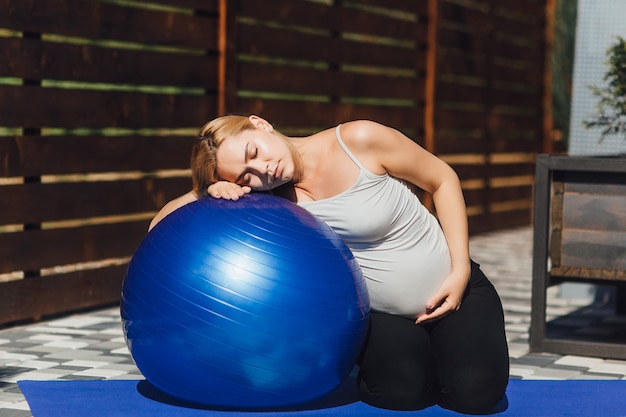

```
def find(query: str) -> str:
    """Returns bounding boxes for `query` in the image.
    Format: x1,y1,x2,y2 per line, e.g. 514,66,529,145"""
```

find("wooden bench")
530,154,626,359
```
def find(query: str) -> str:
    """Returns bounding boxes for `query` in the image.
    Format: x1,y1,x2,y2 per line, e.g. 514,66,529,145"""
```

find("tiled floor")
1,226,625,416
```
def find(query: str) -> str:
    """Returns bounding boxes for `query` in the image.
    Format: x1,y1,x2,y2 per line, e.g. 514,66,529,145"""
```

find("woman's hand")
208,181,251,200
415,268,470,324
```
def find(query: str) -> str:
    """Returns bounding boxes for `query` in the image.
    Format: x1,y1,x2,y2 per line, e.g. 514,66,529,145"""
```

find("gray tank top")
298,125,451,317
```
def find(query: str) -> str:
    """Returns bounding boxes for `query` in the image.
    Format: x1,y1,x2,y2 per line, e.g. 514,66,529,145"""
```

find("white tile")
2,400,31,410
43,340,90,349
10,360,59,370
505,323,530,333
3,370,61,383
110,346,131,355
63,359,108,368
26,326,94,336
49,316,114,328
0,351,38,361
72,368,127,378
109,336,126,343
589,363,626,375
101,328,124,336
573,374,620,380
527,368,583,379
509,367,535,378
554,356,605,368
115,373,143,380
507,343,529,359
28,334,73,342
42,349,102,360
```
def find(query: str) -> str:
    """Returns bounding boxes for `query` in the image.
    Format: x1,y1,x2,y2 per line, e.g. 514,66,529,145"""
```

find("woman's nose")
250,160,268,174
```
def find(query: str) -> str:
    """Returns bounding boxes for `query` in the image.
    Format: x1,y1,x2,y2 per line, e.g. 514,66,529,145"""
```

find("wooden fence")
0,0,548,325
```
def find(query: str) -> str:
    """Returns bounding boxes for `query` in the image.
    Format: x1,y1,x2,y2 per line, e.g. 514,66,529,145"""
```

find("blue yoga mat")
18,378,626,416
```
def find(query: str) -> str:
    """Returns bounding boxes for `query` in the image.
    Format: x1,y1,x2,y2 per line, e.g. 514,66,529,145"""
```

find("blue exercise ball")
120,194,370,409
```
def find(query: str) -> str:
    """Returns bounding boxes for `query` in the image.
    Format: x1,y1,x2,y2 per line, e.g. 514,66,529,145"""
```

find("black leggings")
357,261,509,414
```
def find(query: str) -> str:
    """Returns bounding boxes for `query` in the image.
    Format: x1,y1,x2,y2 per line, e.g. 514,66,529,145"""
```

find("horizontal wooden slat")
563,194,626,232
348,0,426,14
0,85,216,128
1,136,192,177
464,186,531,208
436,28,543,62
489,185,533,202
0,177,190,225
565,181,626,196
452,164,488,180
237,24,418,69
436,83,487,102
238,61,423,99
235,98,423,130
550,266,626,282
436,83,542,107
439,1,543,39
238,0,422,41
469,209,531,234
435,137,488,154
561,170,626,192
489,163,536,177
142,0,218,13
238,0,334,29
547,156,626,174
0,221,147,273
0,264,126,326
463,187,487,204
434,136,540,154
437,83,540,105
0,38,218,86
560,229,626,271
435,109,540,130
494,1,546,20
437,54,542,84
492,140,541,154
342,7,426,43
452,162,535,179
438,2,492,33
0,0,218,49
494,18,543,41
531,338,626,361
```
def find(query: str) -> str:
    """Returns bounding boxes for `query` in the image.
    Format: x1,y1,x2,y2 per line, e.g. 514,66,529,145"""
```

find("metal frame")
530,154,626,359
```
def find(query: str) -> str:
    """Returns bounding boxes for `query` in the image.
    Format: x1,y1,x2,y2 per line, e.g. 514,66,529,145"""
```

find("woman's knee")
357,370,436,411
438,367,508,414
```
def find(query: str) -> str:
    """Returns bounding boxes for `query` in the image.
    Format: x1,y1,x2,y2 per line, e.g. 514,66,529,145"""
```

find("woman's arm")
148,191,199,231
149,182,251,231
342,120,471,323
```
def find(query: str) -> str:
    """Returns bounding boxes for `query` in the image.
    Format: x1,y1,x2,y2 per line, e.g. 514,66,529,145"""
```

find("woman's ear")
249,115,273,132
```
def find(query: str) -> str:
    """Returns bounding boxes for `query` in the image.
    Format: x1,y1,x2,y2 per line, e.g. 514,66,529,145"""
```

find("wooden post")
218,0,237,116
424,0,437,156
422,0,439,212
22,30,43,291
543,0,557,154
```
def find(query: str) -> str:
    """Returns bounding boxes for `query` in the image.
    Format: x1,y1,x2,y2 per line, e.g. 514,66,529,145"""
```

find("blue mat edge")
18,379,626,417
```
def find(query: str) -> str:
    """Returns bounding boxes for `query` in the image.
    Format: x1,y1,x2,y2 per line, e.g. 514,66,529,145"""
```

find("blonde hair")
191,115,303,197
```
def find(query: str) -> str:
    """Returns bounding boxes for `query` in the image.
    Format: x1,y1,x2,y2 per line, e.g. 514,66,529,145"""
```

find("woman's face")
216,127,295,191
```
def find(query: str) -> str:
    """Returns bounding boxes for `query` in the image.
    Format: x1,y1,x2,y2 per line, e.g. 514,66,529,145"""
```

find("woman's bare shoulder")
338,120,391,147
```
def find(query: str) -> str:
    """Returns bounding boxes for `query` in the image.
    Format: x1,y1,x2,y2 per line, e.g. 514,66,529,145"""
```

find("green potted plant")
583,36,626,141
